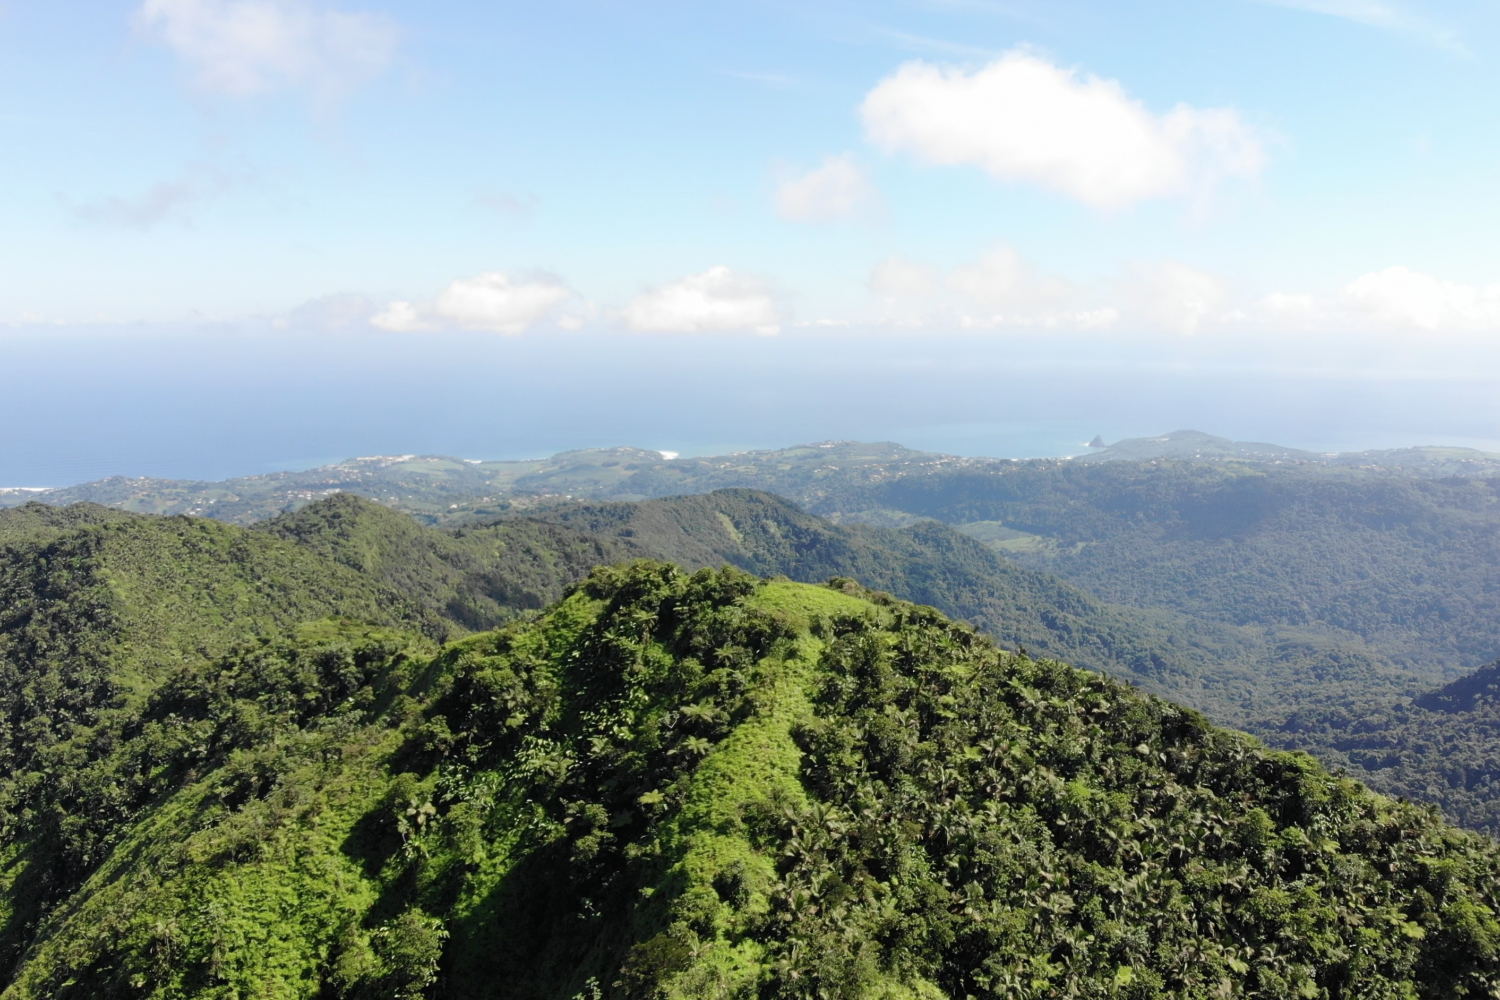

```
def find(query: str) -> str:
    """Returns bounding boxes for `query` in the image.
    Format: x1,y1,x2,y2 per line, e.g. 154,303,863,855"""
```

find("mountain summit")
4,560,1499,998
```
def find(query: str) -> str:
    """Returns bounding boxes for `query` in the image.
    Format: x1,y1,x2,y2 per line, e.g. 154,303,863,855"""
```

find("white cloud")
864,247,1246,333
621,267,782,335
869,257,938,325
775,154,879,222
1202,266,1500,336
434,272,572,334
136,0,398,102
369,272,571,334
860,51,1266,209
869,246,1120,331
369,300,432,332
869,257,937,300
1343,266,1500,331
278,292,375,329
947,245,1073,313
1129,260,1233,335
71,163,237,229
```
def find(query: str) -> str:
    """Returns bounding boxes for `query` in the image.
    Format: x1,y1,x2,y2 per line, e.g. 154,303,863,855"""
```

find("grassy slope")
0,505,446,976
8,566,1500,999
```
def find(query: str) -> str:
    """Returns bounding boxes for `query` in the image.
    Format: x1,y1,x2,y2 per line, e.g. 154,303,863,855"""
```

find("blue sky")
6,0,1500,329
3,0,1500,480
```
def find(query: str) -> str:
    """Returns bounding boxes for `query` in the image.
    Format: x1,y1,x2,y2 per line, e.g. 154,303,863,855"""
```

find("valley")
6,432,1500,994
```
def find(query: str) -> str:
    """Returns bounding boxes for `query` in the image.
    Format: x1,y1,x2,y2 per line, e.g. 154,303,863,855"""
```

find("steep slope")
24,444,1500,692
0,503,444,970
7,491,1472,825
6,564,1500,999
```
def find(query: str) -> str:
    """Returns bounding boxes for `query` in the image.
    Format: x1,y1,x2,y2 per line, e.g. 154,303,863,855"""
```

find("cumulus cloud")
1129,260,1234,335
277,292,375,329
370,272,571,334
869,246,1120,331
136,0,399,102
869,257,938,325
861,251,1500,337
1185,266,1500,336
433,272,571,334
774,154,880,222
1343,266,1500,332
621,267,782,335
369,299,432,332
860,51,1266,209
864,247,1250,333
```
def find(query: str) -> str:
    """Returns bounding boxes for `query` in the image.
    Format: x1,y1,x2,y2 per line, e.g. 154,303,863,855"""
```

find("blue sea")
4,324,1499,487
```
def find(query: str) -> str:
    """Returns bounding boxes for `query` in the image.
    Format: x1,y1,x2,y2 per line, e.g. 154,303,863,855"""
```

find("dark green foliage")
11,563,1500,999
0,503,431,785
865,461,1500,677
1272,661,1500,836
519,489,1262,704
0,503,444,977
257,492,633,630
773,605,1500,999
11,481,1500,995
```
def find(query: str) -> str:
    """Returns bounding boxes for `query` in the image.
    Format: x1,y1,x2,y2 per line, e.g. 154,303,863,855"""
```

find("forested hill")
1074,429,1500,476
1270,658,1500,835
252,489,1243,699
7,564,1500,999
7,487,1489,835
0,488,1269,975
891,462,1500,678
11,440,1500,693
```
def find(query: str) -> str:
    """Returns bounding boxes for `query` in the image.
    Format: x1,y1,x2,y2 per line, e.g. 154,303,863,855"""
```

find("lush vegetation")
259,490,1268,703
6,563,1500,998
14,474,1500,951
256,492,633,629
869,461,1500,676
1269,660,1500,836
0,487,1239,973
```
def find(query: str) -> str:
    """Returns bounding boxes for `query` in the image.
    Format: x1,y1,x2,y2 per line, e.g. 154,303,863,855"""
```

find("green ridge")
5,564,1500,998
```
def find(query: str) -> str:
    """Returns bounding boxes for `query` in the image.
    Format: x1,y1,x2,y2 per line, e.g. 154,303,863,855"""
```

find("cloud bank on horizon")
4,0,1499,340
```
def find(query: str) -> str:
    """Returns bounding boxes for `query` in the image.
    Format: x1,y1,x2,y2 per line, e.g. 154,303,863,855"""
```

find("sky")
4,0,1500,483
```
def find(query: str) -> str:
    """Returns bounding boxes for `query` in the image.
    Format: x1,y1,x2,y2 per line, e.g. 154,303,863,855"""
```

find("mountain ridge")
6,563,1500,998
